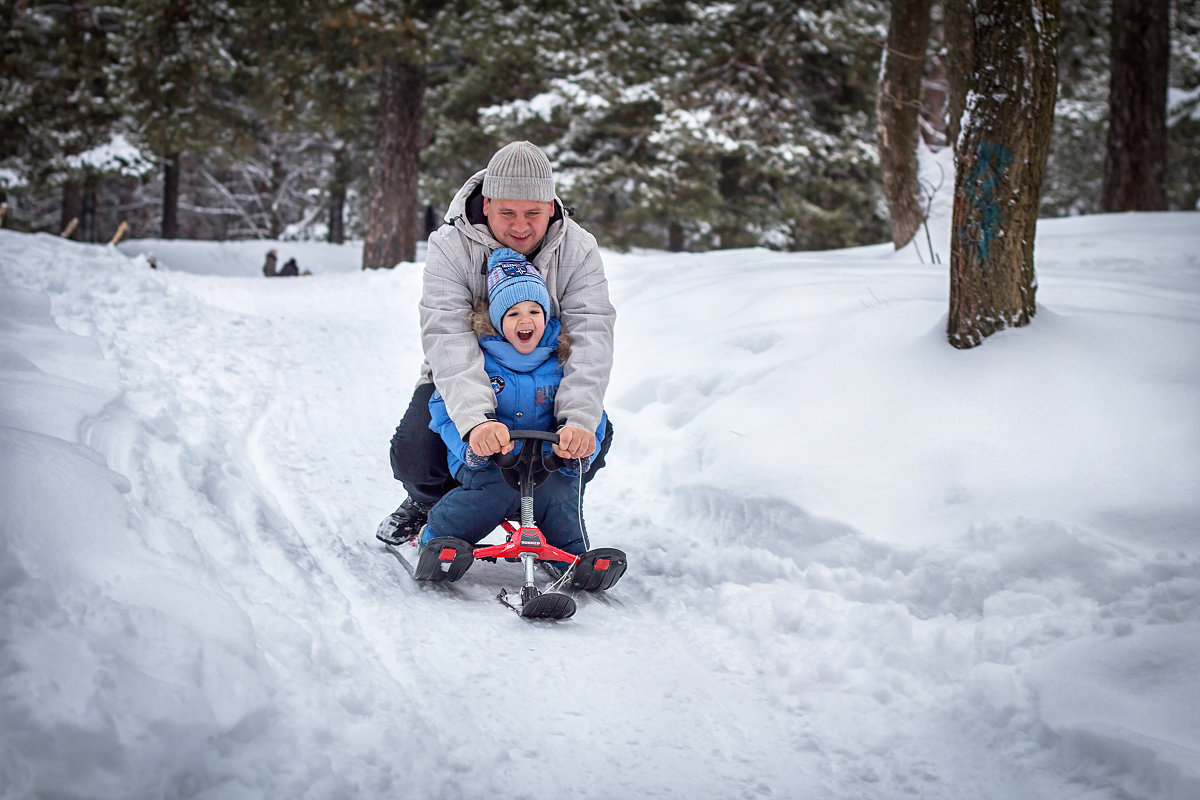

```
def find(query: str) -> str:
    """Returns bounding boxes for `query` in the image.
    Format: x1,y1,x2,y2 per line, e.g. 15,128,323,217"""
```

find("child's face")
501,300,546,354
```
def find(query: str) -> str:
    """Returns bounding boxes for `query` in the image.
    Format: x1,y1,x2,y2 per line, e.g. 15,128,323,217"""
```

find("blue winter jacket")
429,316,607,478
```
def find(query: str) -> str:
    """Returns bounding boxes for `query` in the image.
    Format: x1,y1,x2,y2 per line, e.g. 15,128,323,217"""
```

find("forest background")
2,0,1198,260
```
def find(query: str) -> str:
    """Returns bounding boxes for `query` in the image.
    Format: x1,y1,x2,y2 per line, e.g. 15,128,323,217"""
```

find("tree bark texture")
876,0,933,249
942,0,974,150
948,0,1060,349
328,147,349,245
61,179,82,237
362,57,424,270
162,151,181,240
268,156,285,239
1101,0,1169,212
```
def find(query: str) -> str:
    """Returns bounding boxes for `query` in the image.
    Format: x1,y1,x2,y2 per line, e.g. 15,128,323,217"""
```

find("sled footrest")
414,537,474,582
569,547,627,592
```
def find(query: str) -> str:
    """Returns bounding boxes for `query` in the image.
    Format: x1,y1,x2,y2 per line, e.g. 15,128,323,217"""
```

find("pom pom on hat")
482,141,556,202
486,248,551,332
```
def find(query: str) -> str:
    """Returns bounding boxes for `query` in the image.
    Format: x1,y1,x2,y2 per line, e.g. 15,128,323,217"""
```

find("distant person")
376,140,616,546
263,253,309,278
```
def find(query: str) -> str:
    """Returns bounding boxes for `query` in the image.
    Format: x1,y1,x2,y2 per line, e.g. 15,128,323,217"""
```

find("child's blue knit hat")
486,248,551,332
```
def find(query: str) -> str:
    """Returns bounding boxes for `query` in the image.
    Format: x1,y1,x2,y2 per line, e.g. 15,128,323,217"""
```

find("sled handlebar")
493,430,565,475
505,429,559,444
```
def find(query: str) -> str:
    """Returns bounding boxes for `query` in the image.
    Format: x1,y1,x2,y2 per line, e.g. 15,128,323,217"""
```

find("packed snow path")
1,213,1198,799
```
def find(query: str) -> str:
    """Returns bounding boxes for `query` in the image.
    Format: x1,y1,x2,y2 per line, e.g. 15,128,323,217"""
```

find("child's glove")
558,455,592,477
463,445,490,470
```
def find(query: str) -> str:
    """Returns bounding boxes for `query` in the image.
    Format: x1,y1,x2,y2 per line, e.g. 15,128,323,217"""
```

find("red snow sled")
397,430,626,620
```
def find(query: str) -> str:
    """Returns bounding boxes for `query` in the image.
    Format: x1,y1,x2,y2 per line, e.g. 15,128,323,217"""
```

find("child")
418,247,607,561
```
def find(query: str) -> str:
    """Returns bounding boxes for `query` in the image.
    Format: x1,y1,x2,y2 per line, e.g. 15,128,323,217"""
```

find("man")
377,141,616,545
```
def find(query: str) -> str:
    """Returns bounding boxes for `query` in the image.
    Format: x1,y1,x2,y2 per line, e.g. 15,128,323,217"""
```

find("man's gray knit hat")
482,141,556,202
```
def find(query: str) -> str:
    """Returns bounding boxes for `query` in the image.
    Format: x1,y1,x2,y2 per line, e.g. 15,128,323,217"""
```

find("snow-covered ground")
1,203,1198,799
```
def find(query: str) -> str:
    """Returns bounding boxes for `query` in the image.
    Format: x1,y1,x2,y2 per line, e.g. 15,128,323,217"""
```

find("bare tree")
947,0,1061,349
1101,0,1170,211
876,0,933,249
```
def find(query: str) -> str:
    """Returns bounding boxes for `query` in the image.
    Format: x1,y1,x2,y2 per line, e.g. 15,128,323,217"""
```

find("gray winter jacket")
419,169,616,439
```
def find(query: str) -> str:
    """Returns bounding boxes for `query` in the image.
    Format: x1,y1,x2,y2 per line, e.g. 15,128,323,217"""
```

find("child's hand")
468,420,513,457
553,425,596,459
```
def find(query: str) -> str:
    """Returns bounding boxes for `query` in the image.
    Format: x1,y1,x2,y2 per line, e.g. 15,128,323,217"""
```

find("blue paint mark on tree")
962,142,1013,263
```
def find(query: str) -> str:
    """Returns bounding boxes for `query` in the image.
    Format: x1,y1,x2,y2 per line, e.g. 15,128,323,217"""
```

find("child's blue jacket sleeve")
429,388,474,473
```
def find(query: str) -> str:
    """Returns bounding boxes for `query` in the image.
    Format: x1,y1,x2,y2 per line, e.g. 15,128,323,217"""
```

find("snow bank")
2,214,1198,799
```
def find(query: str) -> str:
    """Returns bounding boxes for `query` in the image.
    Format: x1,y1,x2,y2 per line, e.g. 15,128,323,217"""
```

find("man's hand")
553,425,596,460
468,420,513,457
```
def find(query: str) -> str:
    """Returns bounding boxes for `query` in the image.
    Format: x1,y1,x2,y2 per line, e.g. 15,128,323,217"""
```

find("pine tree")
421,0,588,216
116,0,255,238
0,1,122,235
463,0,889,252
311,0,451,270
1041,0,1110,217
236,0,373,242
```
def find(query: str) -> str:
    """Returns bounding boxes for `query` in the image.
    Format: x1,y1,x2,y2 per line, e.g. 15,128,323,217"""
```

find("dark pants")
426,465,590,556
389,382,613,507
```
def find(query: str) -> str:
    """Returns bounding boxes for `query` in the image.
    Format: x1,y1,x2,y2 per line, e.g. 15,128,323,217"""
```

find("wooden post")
61,217,79,238
0,202,8,227
110,220,128,245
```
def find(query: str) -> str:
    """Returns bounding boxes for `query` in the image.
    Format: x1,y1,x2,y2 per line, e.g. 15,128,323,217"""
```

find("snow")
2,199,1199,799
64,133,155,177
1168,86,1200,122
0,168,24,191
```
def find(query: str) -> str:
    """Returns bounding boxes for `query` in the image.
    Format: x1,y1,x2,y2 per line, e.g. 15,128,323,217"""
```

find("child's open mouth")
516,330,534,342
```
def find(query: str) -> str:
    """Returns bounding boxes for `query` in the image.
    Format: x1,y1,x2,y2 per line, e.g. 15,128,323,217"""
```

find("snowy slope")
1,209,1198,800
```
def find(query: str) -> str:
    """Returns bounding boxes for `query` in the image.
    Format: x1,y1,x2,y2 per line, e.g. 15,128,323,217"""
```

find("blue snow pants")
423,463,589,556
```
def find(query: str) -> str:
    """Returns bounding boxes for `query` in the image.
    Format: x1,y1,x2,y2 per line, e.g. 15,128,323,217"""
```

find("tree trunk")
1101,0,1169,212
942,0,973,150
61,179,82,237
667,221,684,252
362,57,424,269
328,146,349,245
162,151,181,240
876,0,932,249
947,0,1061,349
268,156,285,239
329,185,346,245
80,186,97,242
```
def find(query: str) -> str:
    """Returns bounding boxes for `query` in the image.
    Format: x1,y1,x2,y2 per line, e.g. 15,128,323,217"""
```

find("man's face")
483,198,554,255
